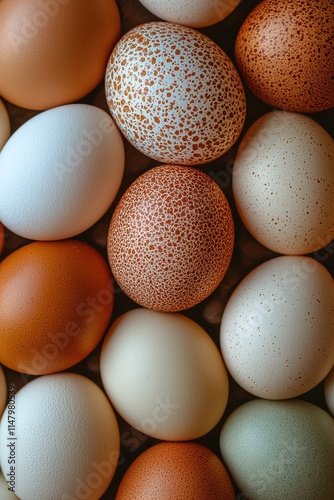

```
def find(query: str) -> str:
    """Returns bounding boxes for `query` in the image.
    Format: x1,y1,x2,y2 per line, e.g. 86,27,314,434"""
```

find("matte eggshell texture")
220,255,334,399
116,442,235,499
105,22,246,165
232,111,334,255
100,308,229,441
0,0,120,110
108,165,234,312
0,240,114,375
138,0,240,28
220,399,334,500
324,366,334,417
235,0,334,112
0,98,10,150
0,373,120,500
0,104,124,241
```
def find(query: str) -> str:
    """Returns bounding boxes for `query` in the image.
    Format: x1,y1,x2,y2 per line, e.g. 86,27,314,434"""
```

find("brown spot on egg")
107,165,234,312
235,0,334,112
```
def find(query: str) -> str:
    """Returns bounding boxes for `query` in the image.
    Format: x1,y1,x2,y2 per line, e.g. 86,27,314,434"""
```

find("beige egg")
105,21,246,165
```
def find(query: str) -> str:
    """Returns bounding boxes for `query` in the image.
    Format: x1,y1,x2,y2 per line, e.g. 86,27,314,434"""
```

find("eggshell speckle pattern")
220,255,334,399
0,373,120,500
324,366,334,417
235,0,334,112
0,98,10,150
100,308,229,441
232,111,334,255
220,399,334,500
116,442,235,499
107,165,234,312
105,22,246,165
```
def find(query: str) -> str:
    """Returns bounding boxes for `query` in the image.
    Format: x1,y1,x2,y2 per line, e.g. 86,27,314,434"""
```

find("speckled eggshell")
0,98,10,150
138,0,240,27
324,366,334,417
220,399,334,500
116,442,235,499
220,255,334,399
100,308,229,441
232,111,334,255
105,22,246,165
107,165,234,312
235,0,334,112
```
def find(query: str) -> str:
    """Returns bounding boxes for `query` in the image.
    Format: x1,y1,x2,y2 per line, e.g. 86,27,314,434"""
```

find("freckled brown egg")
105,22,246,165
235,0,334,112
107,165,234,312
0,0,120,110
116,442,236,500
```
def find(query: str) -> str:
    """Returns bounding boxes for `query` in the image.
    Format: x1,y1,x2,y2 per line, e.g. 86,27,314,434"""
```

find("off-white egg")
100,308,229,441
0,98,10,150
220,255,334,399
138,0,240,27
220,398,334,500
0,373,120,500
232,111,334,254
0,365,6,417
324,366,334,417
0,104,124,240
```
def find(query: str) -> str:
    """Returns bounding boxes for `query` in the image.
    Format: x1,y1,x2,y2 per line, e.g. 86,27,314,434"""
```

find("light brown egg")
116,442,236,500
0,0,120,110
107,165,234,312
235,0,334,112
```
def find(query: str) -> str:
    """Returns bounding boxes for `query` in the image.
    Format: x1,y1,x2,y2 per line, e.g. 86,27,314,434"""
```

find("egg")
220,255,334,399
107,165,234,312
235,0,334,112
0,240,114,375
220,398,334,500
137,0,240,28
0,98,10,150
0,471,19,500
0,104,124,240
116,441,235,499
0,0,120,110
105,21,246,165
232,111,334,255
324,366,334,417
0,365,6,417
0,373,120,500
100,308,229,441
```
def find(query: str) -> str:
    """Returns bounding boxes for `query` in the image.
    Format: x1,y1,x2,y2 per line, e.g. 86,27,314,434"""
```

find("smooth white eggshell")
0,98,10,150
0,104,124,240
232,111,334,254
0,471,19,499
0,373,120,500
100,308,229,441
138,0,240,27
324,365,334,416
0,365,6,416
220,398,334,500
220,255,334,399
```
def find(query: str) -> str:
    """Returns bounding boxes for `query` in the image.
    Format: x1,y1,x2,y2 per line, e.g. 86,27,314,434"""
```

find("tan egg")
107,165,234,312
0,0,120,110
235,0,334,112
105,21,246,165
116,442,236,499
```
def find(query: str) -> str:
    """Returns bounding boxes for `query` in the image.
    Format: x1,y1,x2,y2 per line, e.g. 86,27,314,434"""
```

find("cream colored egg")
0,98,10,150
0,373,120,500
138,0,240,27
220,255,334,399
324,366,334,417
232,111,334,254
100,308,229,441
0,471,19,499
0,365,6,417
0,104,124,240
220,398,334,500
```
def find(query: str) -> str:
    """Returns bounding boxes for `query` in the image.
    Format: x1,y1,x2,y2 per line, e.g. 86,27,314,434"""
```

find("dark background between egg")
1,0,333,498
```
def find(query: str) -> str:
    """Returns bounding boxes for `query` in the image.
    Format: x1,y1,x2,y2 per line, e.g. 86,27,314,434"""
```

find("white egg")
324,365,334,417
100,308,229,441
220,255,334,399
0,104,124,240
0,365,6,417
220,398,334,500
0,373,120,500
0,98,10,150
138,0,240,27
232,111,334,254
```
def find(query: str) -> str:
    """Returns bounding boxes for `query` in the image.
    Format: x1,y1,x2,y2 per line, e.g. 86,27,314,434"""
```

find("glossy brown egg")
116,442,236,500
235,0,334,112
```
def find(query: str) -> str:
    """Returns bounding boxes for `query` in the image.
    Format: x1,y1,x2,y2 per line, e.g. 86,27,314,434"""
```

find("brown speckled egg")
235,0,334,112
105,22,246,165
0,240,114,374
107,165,234,312
116,441,236,500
